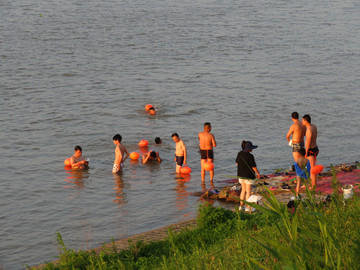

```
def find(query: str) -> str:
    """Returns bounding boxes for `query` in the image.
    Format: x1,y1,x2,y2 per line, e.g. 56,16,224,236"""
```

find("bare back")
287,120,305,143
306,124,318,148
198,131,216,150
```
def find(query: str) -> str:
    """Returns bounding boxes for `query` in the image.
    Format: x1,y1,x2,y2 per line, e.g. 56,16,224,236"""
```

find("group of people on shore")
236,112,319,211
286,112,319,196
68,113,319,210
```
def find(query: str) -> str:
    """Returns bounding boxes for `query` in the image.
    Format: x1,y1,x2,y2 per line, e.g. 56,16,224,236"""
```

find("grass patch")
32,173,360,269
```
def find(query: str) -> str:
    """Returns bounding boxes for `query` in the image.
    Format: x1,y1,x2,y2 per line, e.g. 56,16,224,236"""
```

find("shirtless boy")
286,112,306,162
172,133,187,173
198,122,217,182
112,134,130,173
302,114,319,188
70,145,89,169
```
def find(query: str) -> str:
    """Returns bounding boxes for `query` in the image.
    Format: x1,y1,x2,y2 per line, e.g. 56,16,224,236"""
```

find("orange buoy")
138,139,149,147
129,152,140,160
203,162,214,171
145,104,153,111
180,166,192,174
311,164,324,175
64,158,71,166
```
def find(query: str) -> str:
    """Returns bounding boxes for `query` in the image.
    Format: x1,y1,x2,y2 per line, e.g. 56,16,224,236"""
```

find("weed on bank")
34,175,360,269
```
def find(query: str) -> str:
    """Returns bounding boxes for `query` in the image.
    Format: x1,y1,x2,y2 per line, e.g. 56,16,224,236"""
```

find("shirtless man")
172,133,187,173
302,114,319,188
142,151,162,164
70,145,89,169
198,122,217,182
286,112,306,161
112,134,130,173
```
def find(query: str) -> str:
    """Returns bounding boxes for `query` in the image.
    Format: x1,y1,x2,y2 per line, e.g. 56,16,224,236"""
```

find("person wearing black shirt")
236,141,261,212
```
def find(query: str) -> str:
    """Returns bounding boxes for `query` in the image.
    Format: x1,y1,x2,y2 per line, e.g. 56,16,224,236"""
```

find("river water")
1,0,359,268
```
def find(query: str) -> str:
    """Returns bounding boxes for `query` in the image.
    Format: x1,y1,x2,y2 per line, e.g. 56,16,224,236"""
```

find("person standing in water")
112,134,130,173
172,133,187,173
198,122,216,183
70,145,89,169
236,141,261,212
286,112,306,162
302,114,319,189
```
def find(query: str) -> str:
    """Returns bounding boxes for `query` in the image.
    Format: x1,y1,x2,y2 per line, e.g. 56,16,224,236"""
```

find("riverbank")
33,219,197,269
32,163,360,269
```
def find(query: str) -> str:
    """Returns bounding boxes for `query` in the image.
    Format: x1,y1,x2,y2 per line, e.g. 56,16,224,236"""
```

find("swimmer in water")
70,145,89,169
142,151,162,164
149,107,156,115
155,137,162,144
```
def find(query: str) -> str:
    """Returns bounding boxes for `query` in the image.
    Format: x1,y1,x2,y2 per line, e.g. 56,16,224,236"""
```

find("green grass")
33,173,360,269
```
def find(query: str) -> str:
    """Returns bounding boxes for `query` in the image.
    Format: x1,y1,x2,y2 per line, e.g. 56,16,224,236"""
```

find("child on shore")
294,148,311,197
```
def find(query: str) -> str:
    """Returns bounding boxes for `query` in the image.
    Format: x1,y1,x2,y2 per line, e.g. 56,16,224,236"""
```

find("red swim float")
203,162,214,171
145,104,153,111
129,152,140,160
138,140,149,147
180,166,192,174
311,164,324,175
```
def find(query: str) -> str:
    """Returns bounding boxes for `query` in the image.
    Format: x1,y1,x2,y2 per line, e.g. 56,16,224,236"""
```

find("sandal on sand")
280,183,291,190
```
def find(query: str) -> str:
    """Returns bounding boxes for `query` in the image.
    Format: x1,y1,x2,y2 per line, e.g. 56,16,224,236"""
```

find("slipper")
280,183,291,190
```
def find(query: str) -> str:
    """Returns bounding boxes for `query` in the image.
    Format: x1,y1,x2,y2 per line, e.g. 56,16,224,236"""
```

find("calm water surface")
1,0,359,268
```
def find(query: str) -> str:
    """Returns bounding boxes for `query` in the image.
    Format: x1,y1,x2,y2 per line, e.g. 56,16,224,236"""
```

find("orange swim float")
311,164,324,175
180,166,192,174
138,139,149,147
203,162,214,171
145,104,153,111
129,152,140,160
64,158,71,166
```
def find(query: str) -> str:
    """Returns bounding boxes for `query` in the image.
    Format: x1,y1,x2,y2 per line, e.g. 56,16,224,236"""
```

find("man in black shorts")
302,114,319,188
198,123,217,182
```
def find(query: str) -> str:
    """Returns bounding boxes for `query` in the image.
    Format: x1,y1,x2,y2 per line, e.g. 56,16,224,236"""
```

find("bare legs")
308,155,316,188
201,158,214,183
240,182,251,208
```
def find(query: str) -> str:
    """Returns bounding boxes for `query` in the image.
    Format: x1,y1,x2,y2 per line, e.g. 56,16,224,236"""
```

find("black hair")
171,133,179,138
150,151,157,158
204,122,211,127
155,137,162,144
149,107,155,111
241,141,247,150
74,145,82,151
113,134,122,142
299,148,306,156
302,114,311,124
291,112,299,119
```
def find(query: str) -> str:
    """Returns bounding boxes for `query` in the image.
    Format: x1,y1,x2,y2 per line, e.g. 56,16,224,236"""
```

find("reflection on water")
113,172,127,208
63,168,89,192
175,174,191,211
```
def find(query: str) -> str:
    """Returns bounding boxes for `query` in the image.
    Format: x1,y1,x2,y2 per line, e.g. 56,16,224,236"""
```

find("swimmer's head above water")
155,137,162,144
